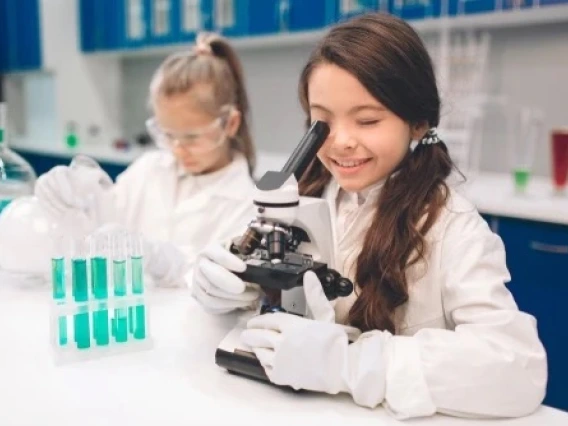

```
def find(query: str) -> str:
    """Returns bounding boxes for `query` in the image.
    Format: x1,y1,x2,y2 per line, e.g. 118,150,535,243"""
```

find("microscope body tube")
281,120,330,181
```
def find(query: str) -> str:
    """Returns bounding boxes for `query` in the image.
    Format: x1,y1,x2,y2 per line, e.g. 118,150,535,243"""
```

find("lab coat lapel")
174,153,252,215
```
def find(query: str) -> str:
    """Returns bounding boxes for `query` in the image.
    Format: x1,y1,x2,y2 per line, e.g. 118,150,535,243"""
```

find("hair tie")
420,127,440,145
194,41,213,56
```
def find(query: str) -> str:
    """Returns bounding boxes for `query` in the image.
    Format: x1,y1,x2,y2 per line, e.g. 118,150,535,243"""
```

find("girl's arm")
381,209,547,419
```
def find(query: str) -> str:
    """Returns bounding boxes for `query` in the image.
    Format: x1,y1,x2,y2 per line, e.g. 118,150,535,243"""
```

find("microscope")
215,121,354,383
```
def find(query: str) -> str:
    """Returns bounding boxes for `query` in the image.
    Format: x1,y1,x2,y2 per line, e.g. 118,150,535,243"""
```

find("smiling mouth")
331,158,371,168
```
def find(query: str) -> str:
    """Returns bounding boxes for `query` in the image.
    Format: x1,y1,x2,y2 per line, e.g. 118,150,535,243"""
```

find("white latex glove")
191,243,262,314
34,155,114,230
241,270,388,408
143,239,190,288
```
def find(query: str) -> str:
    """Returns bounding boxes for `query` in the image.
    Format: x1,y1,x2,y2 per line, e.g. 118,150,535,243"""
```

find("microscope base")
215,324,300,391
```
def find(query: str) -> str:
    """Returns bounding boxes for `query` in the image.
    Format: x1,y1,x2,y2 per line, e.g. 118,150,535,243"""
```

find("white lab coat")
110,150,257,266
324,178,547,419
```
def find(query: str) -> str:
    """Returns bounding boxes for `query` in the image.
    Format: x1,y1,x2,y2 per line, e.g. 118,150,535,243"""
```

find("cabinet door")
337,0,379,21
288,0,336,31
79,0,98,52
2,0,18,72
391,0,442,20
12,0,42,70
0,0,7,72
498,217,568,411
1,0,42,72
178,0,213,42
124,0,149,48
99,0,126,50
212,0,248,37
146,0,180,45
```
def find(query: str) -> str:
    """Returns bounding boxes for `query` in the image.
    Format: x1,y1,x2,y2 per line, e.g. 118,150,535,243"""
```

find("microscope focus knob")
320,271,337,300
317,269,353,300
336,277,354,297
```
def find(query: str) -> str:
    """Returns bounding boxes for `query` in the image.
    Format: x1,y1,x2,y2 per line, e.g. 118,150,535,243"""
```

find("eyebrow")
309,103,386,113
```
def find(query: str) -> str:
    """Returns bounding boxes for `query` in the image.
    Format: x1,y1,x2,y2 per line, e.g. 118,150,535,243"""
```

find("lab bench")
10,146,568,411
0,287,567,425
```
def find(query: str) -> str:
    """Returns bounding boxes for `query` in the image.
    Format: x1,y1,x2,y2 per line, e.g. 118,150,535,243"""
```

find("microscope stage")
235,260,327,291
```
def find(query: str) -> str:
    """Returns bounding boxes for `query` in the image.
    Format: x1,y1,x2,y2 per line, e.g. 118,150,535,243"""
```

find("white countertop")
458,172,568,226
8,139,568,226
0,286,566,426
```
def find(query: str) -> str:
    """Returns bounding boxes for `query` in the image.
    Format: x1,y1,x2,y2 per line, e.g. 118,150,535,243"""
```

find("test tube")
112,233,128,343
130,234,144,295
51,234,67,347
72,238,90,350
130,234,146,340
90,234,110,346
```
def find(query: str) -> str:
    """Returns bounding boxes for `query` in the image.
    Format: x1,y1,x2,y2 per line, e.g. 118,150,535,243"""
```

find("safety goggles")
145,109,231,153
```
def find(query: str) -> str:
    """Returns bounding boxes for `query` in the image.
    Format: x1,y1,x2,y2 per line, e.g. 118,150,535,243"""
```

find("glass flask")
0,103,37,214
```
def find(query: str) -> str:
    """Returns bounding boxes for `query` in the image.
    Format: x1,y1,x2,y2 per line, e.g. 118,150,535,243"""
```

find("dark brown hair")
298,13,455,334
149,32,256,175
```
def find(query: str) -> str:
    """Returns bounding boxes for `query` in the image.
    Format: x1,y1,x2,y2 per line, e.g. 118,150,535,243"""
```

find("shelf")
86,5,568,59
420,4,568,30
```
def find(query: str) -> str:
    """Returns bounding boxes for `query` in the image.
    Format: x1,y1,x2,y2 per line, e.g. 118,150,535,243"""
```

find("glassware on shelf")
505,103,544,194
551,129,568,195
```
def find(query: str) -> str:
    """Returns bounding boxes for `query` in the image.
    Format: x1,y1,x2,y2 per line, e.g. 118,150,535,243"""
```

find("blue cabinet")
489,215,568,411
76,0,568,54
0,0,43,72
79,0,219,52
79,0,142,51
145,0,181,45
337,0,381,21
12,149,129,181
391,0,443,19
247,0,282,35
287,0,336,31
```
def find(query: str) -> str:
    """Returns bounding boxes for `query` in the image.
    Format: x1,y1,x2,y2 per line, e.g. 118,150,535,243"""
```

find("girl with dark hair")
192,13,547,419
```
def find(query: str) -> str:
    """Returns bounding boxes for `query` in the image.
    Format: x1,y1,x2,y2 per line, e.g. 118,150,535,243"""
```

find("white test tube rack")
49,232,153,365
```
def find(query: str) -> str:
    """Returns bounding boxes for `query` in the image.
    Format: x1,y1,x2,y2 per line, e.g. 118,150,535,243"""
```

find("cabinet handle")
529,241,568,255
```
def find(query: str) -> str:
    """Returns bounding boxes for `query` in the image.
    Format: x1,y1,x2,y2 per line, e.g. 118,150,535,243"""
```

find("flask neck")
0,102,6,147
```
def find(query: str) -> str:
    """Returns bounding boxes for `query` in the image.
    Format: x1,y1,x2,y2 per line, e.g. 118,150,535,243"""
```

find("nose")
329,125,356,150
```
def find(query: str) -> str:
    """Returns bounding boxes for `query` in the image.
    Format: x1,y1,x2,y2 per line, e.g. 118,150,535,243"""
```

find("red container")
551,129,568,191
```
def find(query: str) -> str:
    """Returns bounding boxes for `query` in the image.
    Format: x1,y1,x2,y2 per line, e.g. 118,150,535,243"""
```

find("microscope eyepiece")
281,120,330,181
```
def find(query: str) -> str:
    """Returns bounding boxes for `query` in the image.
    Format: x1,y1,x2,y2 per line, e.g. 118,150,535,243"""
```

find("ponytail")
205,35,256,175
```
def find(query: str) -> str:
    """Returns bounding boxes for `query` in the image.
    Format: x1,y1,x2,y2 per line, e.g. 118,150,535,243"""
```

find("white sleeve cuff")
384,336,437,419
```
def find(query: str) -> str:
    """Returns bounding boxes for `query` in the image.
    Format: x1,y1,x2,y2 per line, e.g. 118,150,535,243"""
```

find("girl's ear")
225,108,241,138
410,121,430,141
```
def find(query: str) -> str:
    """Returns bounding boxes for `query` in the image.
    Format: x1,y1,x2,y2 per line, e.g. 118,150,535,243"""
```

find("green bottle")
65,121,79,148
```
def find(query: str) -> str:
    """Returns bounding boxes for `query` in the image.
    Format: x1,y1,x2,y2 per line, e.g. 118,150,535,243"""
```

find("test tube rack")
49,232,153,365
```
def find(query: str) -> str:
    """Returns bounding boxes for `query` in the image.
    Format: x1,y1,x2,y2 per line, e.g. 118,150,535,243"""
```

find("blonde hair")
149,32,255,175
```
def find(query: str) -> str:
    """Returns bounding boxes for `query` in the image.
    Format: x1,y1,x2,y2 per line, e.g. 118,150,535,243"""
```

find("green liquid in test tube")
513,167,531,193
72,251,90,350
51,255,67,346
91,247,110,346
112,234,128,343
130,234,146,339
